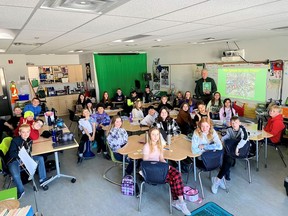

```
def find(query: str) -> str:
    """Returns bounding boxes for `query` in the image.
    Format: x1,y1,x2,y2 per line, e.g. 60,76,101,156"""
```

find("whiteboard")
167,63,281,102
169,64,204,94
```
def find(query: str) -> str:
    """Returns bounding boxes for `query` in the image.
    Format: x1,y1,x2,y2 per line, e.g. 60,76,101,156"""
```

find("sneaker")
219,178,227,190
18,191,25,200
77,156,84,164
172,201,191,216
225,171,231,181
40,176,53,186
211,177,220,194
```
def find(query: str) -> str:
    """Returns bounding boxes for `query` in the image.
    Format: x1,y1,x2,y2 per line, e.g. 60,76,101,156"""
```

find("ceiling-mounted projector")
223,49,245,58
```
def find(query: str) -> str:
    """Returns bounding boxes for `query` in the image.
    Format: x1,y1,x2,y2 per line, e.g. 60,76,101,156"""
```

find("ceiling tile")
158,0,280,22
107,0,207,18
72,14,146,34
25,9,99,31
15,29,65,43
0,6,33,29
0,0,39,7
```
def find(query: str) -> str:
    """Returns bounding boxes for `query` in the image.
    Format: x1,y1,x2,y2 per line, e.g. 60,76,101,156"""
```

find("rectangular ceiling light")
0,29,17,39
41,0,131,13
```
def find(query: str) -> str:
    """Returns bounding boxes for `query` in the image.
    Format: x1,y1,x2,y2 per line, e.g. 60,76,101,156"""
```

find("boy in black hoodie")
6,124,49,199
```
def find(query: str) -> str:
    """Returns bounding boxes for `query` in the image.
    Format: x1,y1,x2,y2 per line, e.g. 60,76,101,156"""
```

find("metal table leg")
41,152,76,187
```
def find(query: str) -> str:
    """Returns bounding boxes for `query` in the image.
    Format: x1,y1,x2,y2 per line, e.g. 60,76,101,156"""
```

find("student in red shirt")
264,105,285,144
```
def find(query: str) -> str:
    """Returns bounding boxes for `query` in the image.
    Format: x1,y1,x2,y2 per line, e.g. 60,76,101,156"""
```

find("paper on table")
18,147,38,177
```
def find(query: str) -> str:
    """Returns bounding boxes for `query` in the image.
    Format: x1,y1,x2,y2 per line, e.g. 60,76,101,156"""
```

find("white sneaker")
18,191,25,200
219,177,227,190
211,177,220,194
172,200,191,216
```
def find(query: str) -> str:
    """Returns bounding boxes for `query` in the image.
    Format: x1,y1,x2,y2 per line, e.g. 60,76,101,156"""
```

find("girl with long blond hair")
191,117,222,155
142,127,191,216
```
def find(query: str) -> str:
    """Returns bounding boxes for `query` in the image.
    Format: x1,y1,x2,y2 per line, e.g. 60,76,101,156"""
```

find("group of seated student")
77,103,111,163
1,97,49,199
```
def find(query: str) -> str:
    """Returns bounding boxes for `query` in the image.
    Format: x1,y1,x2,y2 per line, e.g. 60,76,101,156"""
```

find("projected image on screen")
226,73,255,98
218,67,267,102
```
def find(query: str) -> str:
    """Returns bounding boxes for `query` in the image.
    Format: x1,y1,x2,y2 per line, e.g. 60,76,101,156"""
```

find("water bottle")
167,134,172,145
52,127,57,143
142,96,145,103
129,112,133,123
257,118,263,131
47,116,52,126
145,131,149,143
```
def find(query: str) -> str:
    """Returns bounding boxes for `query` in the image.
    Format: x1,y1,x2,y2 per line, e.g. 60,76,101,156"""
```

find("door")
0,68,12,116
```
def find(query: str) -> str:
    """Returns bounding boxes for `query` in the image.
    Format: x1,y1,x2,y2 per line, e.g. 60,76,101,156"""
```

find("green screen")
218,66,267,102
94,53,147,98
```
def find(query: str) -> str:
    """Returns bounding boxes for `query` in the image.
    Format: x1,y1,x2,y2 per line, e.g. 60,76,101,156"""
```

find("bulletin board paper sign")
18,147,37,176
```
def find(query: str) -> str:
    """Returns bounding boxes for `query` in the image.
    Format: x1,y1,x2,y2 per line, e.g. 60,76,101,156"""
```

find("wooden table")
32,125,79,186
142,102,159,109
169,135,200,181
0,200,20,212
125,134,198,196
122,120,149,133
245,124,273,171
104,108,123,117
117,134,145,177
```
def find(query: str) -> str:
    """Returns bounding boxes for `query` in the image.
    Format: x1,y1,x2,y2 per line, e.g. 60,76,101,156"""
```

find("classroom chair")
0,137,13,189
103,143,127,186
68,109,80,134
0,187,17,200
196,150,228,199
269,129,287,167
138,161,172,214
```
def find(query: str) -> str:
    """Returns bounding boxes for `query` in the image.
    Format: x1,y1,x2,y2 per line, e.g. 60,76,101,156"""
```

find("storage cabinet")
67,65,83,83
46,94,78,116
28,64,83,84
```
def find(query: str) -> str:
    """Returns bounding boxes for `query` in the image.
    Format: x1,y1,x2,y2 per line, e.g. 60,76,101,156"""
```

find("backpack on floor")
121,175,134,196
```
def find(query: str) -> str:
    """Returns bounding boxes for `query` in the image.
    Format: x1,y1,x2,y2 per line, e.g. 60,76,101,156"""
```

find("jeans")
8,155,46,197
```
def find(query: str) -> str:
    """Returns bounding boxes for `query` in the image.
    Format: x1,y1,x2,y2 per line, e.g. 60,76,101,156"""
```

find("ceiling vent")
13,42,44,46
41,0,131,13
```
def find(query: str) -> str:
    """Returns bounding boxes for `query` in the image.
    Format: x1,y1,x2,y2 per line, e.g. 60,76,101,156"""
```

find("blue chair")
197,150,228,199
83,141,95,159
138,161,172,214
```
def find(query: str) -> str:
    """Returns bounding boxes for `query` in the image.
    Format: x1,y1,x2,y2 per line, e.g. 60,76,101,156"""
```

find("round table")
0,199,20,212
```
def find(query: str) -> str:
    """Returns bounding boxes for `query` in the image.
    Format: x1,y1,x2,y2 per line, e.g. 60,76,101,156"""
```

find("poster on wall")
85,63,91,82
160,66,170,88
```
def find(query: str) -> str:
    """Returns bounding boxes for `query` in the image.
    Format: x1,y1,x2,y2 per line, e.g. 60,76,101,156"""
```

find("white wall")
79,53,99,99
146,36,288,103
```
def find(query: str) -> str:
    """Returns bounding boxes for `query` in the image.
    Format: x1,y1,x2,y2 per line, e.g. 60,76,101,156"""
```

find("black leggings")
78,133,91,154
95,130,106,153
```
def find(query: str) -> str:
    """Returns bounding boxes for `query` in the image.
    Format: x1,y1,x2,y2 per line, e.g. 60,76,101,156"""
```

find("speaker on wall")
144,73,152,81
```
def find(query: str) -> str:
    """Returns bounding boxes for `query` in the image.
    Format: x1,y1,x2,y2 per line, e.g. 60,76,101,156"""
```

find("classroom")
0,1,288,216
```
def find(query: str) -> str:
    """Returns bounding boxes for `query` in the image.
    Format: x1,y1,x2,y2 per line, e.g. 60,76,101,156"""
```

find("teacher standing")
195,68,217,105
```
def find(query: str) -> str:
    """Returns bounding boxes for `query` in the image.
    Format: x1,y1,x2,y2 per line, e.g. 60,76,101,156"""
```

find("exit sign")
8,60,13,64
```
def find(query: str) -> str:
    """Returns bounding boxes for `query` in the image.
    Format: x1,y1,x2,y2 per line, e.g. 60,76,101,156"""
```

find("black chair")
225,140,252,183
197,150,228,199
138,161,172,214
68,109,80,134
269,129,287,167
